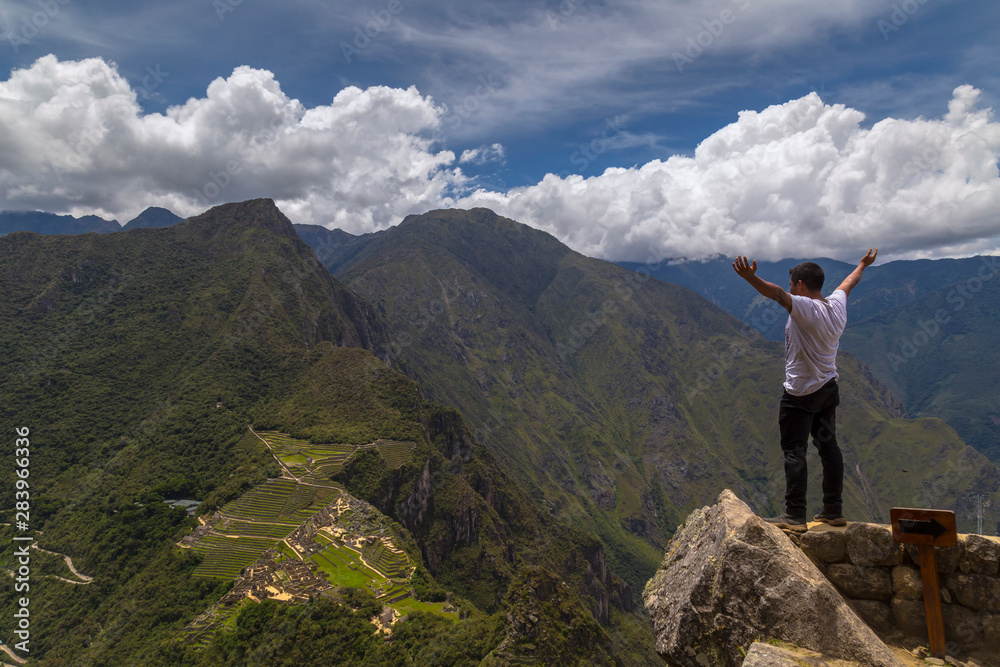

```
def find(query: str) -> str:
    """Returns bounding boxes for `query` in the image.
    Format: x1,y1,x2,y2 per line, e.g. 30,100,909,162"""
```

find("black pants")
778,379,842,518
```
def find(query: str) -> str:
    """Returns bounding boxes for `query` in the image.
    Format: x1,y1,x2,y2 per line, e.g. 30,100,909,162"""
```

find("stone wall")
789,523,1000,660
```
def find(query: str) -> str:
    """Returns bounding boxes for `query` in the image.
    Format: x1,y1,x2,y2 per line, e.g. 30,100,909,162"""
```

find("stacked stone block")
790,524,1000,659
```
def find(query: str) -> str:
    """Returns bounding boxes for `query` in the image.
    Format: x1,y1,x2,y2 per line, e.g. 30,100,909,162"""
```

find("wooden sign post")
890,508,958,658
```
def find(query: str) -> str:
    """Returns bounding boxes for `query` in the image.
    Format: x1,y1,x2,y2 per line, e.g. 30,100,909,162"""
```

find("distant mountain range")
0,206,184,236
0,209,121,235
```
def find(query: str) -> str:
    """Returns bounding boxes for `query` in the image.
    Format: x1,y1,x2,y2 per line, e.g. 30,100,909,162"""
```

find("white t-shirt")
783,289,847,396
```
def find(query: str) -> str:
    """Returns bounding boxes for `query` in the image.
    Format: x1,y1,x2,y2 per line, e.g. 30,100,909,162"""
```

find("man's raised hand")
733,255,792,311
836,248,878,297
733,256,758,281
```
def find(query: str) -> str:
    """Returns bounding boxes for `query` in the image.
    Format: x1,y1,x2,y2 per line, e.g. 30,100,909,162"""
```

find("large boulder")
642,490,903,666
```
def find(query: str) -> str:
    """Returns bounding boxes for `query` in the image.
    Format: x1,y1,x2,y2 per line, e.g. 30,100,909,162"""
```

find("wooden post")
891,509,957,660
918,544,946,658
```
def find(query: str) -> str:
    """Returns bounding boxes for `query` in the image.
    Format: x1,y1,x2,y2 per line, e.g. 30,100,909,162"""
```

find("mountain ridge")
0,209,121,235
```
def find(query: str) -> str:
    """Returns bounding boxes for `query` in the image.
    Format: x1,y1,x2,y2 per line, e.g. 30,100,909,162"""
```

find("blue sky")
1,0,998,261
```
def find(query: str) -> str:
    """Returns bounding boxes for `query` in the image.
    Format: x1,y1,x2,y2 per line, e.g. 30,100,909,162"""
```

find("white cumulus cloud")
0,54,462,230
459,85,1000,261
2,56,998,263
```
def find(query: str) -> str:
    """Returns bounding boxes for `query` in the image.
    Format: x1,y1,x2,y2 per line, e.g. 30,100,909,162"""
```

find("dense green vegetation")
0,200,662,665
0,200,389,664
188,592,505,666
9,198,989,665
481,565,619,666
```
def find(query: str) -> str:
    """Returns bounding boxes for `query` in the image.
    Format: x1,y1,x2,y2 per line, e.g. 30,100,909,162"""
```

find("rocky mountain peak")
186,198,299,241
122,206,184,230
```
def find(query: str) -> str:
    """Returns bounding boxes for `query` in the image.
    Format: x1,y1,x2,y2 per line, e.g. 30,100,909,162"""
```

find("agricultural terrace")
182,429,432,643
374,439,416,468
217,478,338,523
183,489,454,646
252,430,415,484
189,478,340,579
191,535,281,580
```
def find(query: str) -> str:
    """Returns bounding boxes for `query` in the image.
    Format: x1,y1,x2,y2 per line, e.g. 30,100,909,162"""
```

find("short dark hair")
789,262,824,291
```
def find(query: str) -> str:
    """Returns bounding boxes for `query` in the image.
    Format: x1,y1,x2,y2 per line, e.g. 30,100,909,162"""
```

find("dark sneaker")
813,510,847,527
763,513,808,532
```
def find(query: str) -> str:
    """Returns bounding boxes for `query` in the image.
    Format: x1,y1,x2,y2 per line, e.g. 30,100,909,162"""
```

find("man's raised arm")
835,248,878,298
733,256,793,313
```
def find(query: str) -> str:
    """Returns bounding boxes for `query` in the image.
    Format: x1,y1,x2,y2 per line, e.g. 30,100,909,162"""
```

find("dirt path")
0,644,26,665
248,427,299,481
32,544,92,582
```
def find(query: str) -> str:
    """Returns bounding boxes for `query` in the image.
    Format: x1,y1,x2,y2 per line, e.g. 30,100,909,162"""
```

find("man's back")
784,290,847,396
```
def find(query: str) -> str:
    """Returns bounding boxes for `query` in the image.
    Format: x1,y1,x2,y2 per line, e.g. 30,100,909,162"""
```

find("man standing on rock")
732,249,878,532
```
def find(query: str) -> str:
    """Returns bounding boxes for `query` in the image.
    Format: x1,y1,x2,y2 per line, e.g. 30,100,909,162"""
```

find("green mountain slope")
307,209,1000,593
0,200,655,665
